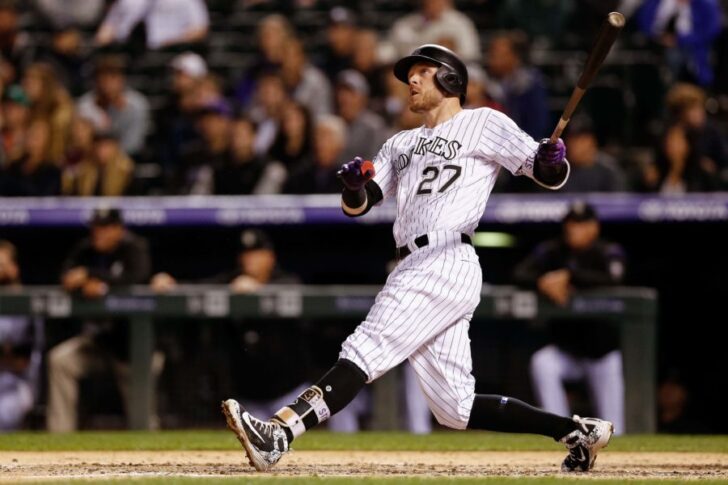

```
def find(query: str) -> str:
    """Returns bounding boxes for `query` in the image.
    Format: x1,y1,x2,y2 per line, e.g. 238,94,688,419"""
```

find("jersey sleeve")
477,109,540,178
370,134,398,202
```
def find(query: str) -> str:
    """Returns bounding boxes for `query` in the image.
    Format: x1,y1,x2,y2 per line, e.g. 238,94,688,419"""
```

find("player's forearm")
341,181,383,218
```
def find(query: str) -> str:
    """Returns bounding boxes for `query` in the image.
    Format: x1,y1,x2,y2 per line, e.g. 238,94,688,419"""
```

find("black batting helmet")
393,44,468,104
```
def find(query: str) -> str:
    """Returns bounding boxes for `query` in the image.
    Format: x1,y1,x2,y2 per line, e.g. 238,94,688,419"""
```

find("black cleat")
560,415,614,472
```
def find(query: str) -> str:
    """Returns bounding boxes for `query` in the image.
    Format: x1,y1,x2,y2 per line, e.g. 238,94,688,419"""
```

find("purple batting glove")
535,138,566,166
337,156,375,191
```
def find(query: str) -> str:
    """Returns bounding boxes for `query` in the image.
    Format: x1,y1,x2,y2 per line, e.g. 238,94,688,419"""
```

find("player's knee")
429,397,472,430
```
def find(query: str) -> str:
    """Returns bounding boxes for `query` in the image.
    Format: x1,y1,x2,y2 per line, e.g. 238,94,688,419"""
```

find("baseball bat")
549,12,625,143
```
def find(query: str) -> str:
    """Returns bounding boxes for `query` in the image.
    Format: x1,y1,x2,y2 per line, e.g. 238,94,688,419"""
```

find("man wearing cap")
47,208,157,432
513,202,626,434
318,7,359,80
76,55,150,157
335,69,388,164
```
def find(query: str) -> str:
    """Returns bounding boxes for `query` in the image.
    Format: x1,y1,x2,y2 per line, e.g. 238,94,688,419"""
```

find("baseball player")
222,44,613,473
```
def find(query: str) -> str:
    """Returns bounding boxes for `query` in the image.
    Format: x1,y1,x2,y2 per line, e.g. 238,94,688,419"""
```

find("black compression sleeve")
341,180,383,217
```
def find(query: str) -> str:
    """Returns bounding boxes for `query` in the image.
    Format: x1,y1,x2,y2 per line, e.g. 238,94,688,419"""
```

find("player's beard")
408,87,444,113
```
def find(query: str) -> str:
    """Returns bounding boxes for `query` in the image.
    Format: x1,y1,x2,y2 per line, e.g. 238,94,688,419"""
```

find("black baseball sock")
272,359,367,443
467,395,578,441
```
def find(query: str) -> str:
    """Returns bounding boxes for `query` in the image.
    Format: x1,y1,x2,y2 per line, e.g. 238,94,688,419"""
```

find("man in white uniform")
222,44,613,473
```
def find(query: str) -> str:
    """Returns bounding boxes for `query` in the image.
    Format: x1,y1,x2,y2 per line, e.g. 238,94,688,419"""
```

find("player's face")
564,220,599,251
407,62,445,113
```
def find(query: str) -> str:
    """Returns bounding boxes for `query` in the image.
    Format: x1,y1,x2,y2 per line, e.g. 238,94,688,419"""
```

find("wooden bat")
549,12,625,143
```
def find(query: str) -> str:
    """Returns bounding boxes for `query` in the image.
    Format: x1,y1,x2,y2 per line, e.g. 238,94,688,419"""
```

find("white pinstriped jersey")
372,108,540,247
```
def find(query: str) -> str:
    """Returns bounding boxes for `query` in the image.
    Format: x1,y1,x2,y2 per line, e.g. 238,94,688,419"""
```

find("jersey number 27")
416,164,462,195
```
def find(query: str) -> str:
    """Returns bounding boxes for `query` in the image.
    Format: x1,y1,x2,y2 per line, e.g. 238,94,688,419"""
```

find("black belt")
396,234,472,260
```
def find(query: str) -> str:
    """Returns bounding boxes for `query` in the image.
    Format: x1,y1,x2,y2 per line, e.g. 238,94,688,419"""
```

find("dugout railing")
0,285,657,433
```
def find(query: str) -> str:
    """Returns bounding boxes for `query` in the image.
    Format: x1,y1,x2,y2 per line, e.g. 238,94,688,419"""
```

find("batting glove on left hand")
535,138,566,166
337,156,375,191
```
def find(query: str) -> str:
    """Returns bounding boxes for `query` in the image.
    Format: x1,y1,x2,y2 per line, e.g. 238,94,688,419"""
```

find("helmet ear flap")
435,65,463,97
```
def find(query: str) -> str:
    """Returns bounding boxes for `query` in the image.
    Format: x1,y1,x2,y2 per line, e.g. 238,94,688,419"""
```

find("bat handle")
549,86,587,144
549,118,569,144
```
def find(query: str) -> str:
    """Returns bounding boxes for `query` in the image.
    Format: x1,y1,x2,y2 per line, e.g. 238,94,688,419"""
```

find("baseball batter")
223,44,613,473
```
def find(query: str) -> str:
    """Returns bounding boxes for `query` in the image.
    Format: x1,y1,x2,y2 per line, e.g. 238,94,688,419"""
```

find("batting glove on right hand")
337,156,375,191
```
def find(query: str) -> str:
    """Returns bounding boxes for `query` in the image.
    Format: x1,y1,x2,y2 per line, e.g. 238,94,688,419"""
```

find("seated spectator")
317,7,358,80
34,26,89,97
464,64,506,112
281,37,333,117
1,84,29,164
496,0,572,45
47,208,160,432
0,0,32,85
95,0,209,50
249,71,289,157
513,202,626,434
157,52,209,169
76,56,150,157
352,29,387,101
381,0,481,63
0,240,43,431
283,115,347,194
0,119,61,196
335,70,388,162
214,117,285,195
268,102,314,171
487,32,549,139
233,14,293,108
650,123,721,194
665,83,728,183
179,100,232,194
635,0,721,86
33,0,105,30
559,117,627,193
62,115,95,167
62,132,134,196
22,62,74,162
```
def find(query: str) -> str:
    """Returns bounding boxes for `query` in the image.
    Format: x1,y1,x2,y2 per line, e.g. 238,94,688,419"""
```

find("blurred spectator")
352,29,386,101
233,14,293,108
269,102,314,171
157,52,209,169
643,123,721,193
665,83,728,179
35,27,89,97
249,71,289,157
464,64,506,111
214,117,285,195
62,132,134,196
565,1,622,49
317,7,358,80
335,70,388,162
513,202,626,434
0,240,43,431
281,37,333,117
497,0,572,45
62,115,95,167
95,0,209,50
381,0,481,63
179,100,232,194
0,119,61,196
560,116,627,193
0,83,29,164
657,371,709,433
0,0,33,85
284,114,347,194
33,0,104,30
77,56,150,157
636,0,722,86
22,63,74,162
47,208,159,432
487,32,549,139
151,229,308,421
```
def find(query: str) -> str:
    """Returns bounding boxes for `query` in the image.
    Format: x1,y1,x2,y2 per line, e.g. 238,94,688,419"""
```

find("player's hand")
82,278,109,299
62,267,89,291
337,156,375,191
537,269,571,306
151,272,178,293
230,275,262,294
535,138,566,166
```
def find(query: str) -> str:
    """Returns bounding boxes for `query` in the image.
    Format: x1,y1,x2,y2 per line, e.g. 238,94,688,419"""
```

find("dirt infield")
1,450,727,481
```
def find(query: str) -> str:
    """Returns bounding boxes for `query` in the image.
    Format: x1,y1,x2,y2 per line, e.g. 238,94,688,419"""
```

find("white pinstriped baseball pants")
340,232,482,429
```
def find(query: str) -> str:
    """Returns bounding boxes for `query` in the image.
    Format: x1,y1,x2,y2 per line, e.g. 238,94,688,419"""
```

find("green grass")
1,430,727,453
